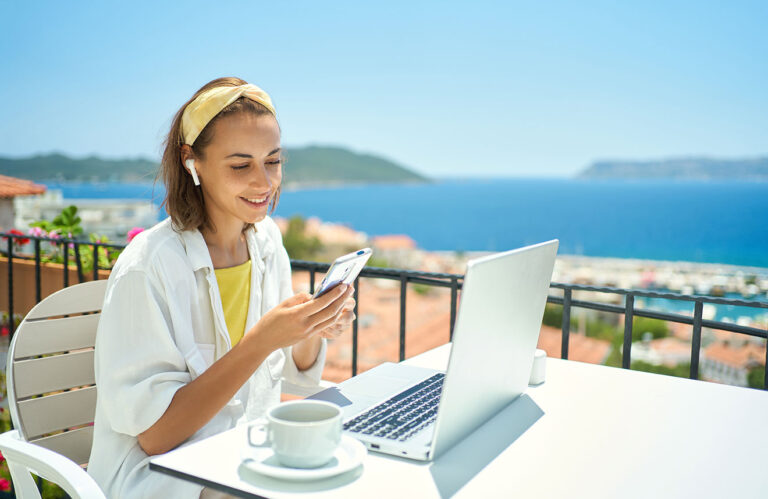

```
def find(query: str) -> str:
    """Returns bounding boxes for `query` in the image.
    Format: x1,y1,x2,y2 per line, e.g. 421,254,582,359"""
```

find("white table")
150,344,768,498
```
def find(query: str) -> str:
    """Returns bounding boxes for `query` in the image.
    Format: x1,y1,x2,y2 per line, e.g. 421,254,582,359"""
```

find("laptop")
308,239,558,461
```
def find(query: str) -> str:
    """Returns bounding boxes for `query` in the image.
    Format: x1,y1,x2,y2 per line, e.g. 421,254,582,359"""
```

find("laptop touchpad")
344,374,414,398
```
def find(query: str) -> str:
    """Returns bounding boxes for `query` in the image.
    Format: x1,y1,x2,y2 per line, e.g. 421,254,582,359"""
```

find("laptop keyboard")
343,373,445,442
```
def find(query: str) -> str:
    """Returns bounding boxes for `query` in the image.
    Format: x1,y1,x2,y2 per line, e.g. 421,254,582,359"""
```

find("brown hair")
156,77,282,234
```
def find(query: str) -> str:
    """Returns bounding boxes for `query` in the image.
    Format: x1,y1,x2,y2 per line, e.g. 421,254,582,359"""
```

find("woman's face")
195,112,282,226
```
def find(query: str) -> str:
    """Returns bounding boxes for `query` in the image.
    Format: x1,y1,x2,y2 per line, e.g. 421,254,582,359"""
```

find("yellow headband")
181,83,277,146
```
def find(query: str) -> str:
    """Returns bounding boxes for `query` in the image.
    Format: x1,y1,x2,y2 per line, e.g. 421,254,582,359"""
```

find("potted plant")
0,206,124,319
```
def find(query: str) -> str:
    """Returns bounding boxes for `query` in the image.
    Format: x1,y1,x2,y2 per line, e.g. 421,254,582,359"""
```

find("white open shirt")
87,216,327,499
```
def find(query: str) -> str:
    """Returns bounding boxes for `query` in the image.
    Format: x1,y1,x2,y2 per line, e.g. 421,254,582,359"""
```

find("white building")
14,189,159,242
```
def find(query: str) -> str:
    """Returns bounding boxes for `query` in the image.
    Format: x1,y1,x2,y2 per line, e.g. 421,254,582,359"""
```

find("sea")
44,178,768,268
42,178,768,323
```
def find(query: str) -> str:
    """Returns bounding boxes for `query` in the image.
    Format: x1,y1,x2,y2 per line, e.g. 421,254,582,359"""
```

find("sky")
1,1,766,178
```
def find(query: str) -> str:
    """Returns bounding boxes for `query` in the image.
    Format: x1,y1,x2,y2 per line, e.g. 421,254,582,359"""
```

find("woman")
87,77,355,498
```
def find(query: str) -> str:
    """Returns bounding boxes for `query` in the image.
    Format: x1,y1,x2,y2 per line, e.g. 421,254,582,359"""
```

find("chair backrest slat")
17,386,97,440
13,314,100,359
13,350,95,399
25,280,108,320
29,426,94,467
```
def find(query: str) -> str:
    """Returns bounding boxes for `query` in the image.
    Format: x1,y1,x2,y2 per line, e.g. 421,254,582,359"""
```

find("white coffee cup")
248,400,342,469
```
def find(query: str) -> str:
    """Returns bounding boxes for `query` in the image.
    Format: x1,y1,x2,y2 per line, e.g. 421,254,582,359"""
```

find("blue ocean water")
43,178,768,268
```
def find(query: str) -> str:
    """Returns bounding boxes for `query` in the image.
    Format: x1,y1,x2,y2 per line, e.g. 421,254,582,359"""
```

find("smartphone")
312,248,373,299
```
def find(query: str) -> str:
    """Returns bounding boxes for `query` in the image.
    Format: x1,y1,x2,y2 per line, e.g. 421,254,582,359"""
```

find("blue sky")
1,1,766,177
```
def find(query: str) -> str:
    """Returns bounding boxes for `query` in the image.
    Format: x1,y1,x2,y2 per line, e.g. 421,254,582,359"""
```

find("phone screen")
313,248,372,298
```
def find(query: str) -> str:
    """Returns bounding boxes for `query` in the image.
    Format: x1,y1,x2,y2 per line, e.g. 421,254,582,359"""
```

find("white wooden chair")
0,278,336,498
0,280,108,499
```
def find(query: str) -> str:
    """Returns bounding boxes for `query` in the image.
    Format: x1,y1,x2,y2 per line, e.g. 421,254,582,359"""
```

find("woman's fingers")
342,297,355,312
295,284,348,316
306,287,354,329
316,308,356,339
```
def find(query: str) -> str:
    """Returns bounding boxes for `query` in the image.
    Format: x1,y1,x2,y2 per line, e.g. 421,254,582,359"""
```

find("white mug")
248,400,342,469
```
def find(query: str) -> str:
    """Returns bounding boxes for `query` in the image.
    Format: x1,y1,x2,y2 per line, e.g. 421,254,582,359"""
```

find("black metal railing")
2,231,767,388
547,284,768,388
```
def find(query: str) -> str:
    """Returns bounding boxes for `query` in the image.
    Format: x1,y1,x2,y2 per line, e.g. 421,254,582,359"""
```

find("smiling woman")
86,77,357,499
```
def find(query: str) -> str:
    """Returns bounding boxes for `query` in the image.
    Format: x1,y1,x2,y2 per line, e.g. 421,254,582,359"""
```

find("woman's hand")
245,283,354,355
317,293,356,339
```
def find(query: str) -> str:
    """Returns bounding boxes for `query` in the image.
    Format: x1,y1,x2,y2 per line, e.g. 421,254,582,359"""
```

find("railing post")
74,242,84,283
399,274,407,362
92,244,99,281
449,276,458,341
764,338,768,391
352,276,360,377
309,269,316,295
622,293,635,369
690,300,703,380
561,288,572,360
7,236,14,337
62,241,69,288
34,238,42,302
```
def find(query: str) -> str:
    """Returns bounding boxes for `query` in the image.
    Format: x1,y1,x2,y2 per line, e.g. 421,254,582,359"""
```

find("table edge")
149,460,268,499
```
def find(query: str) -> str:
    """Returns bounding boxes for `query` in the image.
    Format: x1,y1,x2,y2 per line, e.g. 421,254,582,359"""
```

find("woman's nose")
249,163,272,188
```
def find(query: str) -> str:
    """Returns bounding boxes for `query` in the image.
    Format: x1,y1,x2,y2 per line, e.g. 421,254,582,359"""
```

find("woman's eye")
266,160,282,166
231,164,249,170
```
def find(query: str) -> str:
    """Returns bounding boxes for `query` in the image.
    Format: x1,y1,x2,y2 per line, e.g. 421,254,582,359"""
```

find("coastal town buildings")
277,219,768,388
13,189,158,241
0,174,46,231
701,342,765,387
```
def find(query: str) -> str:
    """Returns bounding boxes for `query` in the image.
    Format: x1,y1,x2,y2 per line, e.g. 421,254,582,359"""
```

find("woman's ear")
186,159,201,186
180,145,201,186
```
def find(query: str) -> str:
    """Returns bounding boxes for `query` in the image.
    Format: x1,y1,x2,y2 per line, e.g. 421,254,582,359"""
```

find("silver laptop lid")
430,239,558,459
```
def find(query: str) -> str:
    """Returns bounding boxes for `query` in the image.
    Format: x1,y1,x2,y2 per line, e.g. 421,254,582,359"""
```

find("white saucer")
241,435,366,481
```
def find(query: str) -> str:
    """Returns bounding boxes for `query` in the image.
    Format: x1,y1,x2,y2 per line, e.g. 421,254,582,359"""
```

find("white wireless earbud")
185,159,201,186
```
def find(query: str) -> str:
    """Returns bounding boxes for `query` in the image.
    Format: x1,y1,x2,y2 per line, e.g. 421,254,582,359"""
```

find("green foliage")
542,304,564,329
282,216,323,260
412,283,431,295
631,360,692,379
26,206,121,272
747,366,766,389
29,205,83,237
632,317,669,342
584,318,619,342
366,255,389,268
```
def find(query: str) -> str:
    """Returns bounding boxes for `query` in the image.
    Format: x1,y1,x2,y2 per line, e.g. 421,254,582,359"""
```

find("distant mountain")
0,146,429,186
578,157,768,180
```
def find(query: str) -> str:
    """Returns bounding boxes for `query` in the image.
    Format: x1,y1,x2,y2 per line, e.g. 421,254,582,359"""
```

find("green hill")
578,157,768,180
0,146,429,186
0,153,159,183
282,145,427,186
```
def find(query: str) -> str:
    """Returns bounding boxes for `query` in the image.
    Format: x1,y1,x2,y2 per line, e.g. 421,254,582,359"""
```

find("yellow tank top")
214,259,251,347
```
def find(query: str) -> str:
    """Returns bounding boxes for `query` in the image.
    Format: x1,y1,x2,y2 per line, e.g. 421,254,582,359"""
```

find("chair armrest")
281,379,338,398
0,430,106,499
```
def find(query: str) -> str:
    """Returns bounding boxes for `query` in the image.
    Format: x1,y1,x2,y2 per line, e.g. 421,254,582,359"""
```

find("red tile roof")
537,325,612,365
0,174,46,198
703,341,765,369
371,235,417,250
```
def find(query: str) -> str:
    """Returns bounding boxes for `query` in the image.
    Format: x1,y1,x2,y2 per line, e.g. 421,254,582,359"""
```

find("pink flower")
48,230,61,240
28,226,47,238
127,227,145,243
0,478,9,491
0,326,8,337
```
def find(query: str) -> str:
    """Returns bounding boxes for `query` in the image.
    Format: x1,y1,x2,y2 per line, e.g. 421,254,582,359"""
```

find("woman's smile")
240,193,271,209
